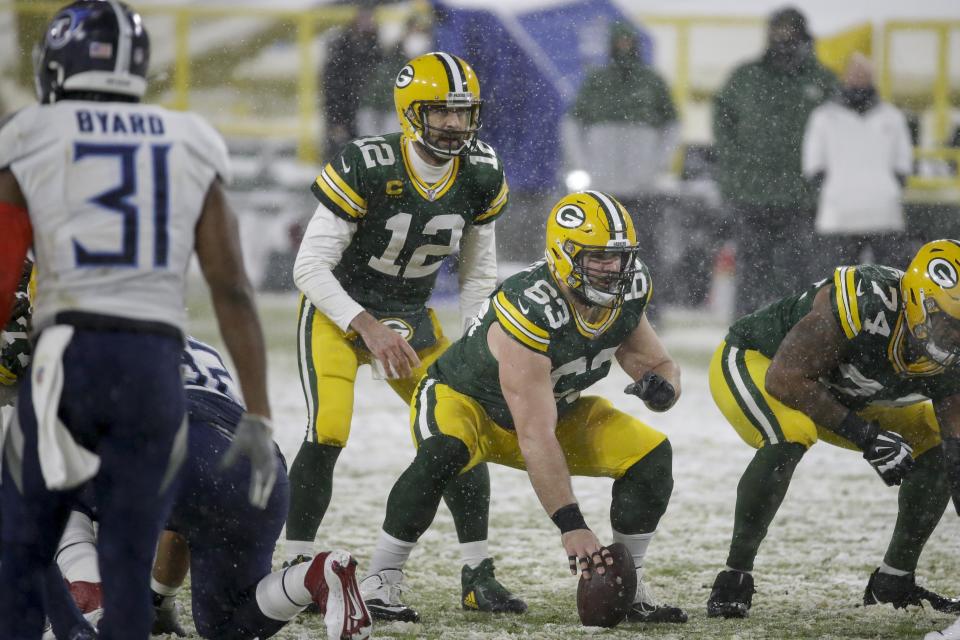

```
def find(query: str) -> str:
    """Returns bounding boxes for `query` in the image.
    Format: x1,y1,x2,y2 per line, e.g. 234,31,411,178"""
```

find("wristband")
832,411,879,449
551,503,589,534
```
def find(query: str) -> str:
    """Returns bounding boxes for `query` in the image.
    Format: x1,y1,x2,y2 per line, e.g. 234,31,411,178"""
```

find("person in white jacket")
803,53,914,272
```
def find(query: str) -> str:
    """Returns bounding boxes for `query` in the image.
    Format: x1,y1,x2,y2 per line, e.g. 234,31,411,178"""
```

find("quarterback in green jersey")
362,191,688,623
706,239,960,621
286,51,520,620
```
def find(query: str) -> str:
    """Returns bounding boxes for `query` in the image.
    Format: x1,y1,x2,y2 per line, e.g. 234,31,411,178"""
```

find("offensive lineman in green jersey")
707,239,960,620
361,191,688,623
286,51,522,620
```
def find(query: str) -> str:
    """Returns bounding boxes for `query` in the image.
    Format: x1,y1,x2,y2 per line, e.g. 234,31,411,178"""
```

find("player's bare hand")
562,529,611,580
353,312,420,378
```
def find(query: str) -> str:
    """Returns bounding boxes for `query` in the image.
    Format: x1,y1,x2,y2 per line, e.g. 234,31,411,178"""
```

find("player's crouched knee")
611,440,674,530
417,434,472,477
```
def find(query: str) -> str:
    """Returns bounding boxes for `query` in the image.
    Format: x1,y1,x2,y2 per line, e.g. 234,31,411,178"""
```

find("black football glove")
863,429,914,486
941,437,960,516
220,413,278,509
624,371,676,412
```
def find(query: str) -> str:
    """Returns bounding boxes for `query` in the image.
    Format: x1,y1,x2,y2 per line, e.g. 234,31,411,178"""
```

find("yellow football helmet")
902,239,960,367
544,191,642,309
394,51,482,159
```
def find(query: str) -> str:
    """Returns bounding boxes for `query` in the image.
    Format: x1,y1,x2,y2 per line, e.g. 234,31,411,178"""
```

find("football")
576,542,637,627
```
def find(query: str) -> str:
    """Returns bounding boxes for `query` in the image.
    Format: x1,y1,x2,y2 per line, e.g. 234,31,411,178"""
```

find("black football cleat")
461,558,527,614
625,575,687,623
707,570,755,619
864,568,960,613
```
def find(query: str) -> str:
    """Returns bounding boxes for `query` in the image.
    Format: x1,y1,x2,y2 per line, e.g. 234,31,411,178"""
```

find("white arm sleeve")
292,203,365,332
458,221,498,333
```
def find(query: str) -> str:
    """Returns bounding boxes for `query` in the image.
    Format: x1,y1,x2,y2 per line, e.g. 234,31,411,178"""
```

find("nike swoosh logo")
518,300,530,314
341,157,351,174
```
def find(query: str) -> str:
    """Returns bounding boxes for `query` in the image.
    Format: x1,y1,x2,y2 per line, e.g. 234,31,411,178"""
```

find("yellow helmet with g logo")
394,52,482,159
902,239,960,367
544,191,642,309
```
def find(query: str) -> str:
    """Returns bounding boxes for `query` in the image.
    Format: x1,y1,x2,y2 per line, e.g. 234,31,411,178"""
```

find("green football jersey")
431,259,652,429
311,132,508,314
0,259,34,387
727,264,960,410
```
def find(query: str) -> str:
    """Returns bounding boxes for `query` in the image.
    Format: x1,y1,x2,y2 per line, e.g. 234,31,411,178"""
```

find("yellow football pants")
708,340,941,455
409,377,668,478
296,295,449,446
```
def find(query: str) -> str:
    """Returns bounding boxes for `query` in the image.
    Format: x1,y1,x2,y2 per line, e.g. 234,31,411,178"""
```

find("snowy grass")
179,290,960,640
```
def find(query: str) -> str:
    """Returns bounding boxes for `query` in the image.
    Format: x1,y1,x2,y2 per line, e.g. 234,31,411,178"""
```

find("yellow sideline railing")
882,21,960,190
2,4,958,190
0,2,404,163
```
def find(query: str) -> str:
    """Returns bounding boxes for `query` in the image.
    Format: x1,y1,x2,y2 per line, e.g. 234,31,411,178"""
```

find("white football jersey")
182,336,243,408
0,100,231,333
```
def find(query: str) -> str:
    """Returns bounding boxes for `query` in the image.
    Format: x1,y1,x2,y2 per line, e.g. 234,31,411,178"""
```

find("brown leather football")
576,542,637,627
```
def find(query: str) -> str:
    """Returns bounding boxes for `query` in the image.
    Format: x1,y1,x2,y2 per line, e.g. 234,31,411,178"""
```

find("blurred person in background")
567,21,679,323
322,4,382,157
713,6,837,316
803,52,914,272
356,13,433,136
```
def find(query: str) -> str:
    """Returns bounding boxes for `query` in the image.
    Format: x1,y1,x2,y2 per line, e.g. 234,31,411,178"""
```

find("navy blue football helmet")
34,0,150,104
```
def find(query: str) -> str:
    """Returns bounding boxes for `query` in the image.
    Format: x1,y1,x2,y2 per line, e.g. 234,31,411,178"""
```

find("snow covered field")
174,291,960,640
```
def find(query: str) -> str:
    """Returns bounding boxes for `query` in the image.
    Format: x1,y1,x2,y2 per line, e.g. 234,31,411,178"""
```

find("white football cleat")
304,550,372,640
360,568,420,623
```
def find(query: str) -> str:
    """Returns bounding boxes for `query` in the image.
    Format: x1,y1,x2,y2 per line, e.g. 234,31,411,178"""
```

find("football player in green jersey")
0,258,33,406
706,239,960,620
361,191,688,623
285,51,519,620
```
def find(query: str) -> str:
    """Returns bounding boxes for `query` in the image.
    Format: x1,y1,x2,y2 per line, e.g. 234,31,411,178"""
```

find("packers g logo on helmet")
394,52,482,159
555,204,586,229
395,65,414,89
544,191,642,309
902,239,960,367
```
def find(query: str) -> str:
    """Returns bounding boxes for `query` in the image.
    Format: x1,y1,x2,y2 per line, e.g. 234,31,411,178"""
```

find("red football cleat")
304,550,372,640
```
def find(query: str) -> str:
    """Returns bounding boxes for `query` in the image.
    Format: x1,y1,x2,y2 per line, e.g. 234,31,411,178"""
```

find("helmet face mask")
902,239,960,367
395,52,482,160
915,297,960,367
34,0,149,105
413,103,482,159
545,191,642,311
571,244,640,308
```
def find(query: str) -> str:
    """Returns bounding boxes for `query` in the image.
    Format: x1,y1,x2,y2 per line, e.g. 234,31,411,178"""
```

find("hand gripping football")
576,542,637,627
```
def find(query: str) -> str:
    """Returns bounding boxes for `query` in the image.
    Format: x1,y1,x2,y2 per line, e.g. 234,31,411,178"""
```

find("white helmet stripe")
435,51,464,93
108,0,132,76
586,190,626,241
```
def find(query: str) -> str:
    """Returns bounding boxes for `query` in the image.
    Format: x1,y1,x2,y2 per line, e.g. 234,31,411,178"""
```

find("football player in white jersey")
0,3,273,639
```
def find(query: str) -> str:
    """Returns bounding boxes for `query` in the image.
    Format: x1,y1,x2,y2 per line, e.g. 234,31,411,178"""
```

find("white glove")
220,413,277,509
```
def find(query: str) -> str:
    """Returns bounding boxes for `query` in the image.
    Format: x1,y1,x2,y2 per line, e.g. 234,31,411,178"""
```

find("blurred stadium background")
3,2,960,638
2,0,958,318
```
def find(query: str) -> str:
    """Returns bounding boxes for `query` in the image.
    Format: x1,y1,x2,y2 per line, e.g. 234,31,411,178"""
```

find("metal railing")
3,3,957,190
